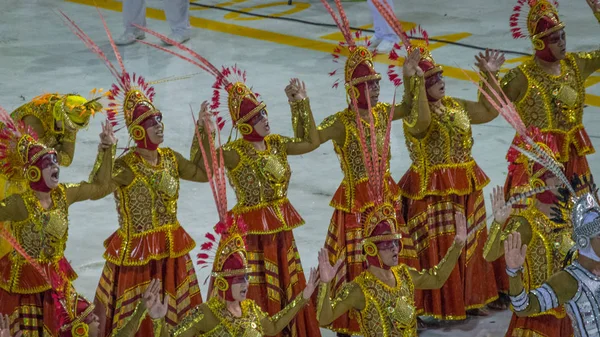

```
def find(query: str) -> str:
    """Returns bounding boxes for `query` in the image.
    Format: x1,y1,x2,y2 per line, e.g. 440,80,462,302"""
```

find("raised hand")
474,49,506,73
491,185,512,225
403,49,424,78
454,211,467,246
99,120,117,150
0,315,20,337
318,248,343,284
302,267,320,299
586,0,600,13
504,232,527,270
197,101,215,133
142,279,168,319
285,78,308,102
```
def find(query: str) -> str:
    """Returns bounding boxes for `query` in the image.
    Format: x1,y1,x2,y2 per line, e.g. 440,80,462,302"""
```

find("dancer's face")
546,29,567,60
143,114,164,145
376,239,400,267
40,154,60,189
231,274,249,302
366,80,380,107
251,109,270,137
426,74,445,101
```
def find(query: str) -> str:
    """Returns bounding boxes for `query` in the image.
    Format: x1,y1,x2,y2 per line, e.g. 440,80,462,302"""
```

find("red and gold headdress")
192,112,250,297
320,0,382,92
510,0,564,50
0,106,56,183
58,10,160,141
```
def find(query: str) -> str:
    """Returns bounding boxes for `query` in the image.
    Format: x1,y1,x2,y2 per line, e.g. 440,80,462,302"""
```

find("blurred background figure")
115,0,191,45
367,0,399,53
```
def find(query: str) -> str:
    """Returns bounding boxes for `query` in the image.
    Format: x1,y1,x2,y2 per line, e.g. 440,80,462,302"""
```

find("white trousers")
123,0,191,35
367,0,398,42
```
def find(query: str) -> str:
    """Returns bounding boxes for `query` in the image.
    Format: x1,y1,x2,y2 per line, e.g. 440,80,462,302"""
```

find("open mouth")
240,289,248,296
392,254,398,260
51,170,60,181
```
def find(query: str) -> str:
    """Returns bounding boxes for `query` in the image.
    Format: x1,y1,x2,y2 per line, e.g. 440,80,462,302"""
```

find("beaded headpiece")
510,0,564,49
468,64,600,249
192,113,250,293
0,105,56,182
59,10,160,140
320,0,382,91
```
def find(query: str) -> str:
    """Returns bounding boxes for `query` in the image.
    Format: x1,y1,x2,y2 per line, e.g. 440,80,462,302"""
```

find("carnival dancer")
0,216,156,337
501,0,600,207
0,93,104,257
133,26,323,337
503,183,600,337
483,141,575,337
0,103,116,337
315,86,467,336
127,114,321,337
316,1,429,333
57,11,208,337
372,0,506,319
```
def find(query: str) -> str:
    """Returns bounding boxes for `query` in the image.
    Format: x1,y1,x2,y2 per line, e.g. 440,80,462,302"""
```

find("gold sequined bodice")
114,148,180,234
404,97,473,168
11,97,61,147
225,134,291,208
513,55,584,131
355,266,417,337
204,298,265,337
11,186,70,262
521,207,573,317
332,103,391,187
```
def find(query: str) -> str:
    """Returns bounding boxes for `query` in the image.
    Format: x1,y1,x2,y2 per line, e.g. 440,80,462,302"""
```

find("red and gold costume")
316,2,427,333
0,105,114,337
394,45,500,319
193,84,321,337
0,93,103,257
58,13,207,337
132,27,323,337
151,215,311,337
315,102,465,336
502,0,600,207
483,129,574,337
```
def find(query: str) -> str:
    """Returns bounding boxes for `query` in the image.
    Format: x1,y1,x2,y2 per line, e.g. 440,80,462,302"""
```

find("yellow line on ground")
66,0,600,106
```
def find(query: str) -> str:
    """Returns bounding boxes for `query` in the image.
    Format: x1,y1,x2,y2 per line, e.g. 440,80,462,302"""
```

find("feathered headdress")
131,26,265,136
509,0,564,48
465,67,600,242
191,110,250,293
320,0,382,90
27,91,108,131
0,106,56,182
58,9,169,139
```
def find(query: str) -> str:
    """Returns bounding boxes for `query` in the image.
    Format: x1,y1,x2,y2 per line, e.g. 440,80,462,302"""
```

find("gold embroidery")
204,297,264,337
226,134,291,210
328,103,395,212
519,206,573,318
172,305,205,337
354,266,417,337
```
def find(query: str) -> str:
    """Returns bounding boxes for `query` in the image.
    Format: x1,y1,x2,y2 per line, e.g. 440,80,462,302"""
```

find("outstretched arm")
409,211,467,289
483,186,532,262
66,122,117,204
462,50,506,124
504,233,578,317
285,79,320,155
393,49,432,135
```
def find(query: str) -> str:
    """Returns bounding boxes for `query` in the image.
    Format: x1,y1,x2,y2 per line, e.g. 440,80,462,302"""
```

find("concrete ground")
1,0,598,335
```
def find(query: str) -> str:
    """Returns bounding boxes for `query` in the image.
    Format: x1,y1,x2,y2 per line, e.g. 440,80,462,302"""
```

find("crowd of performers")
1,0,600,336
